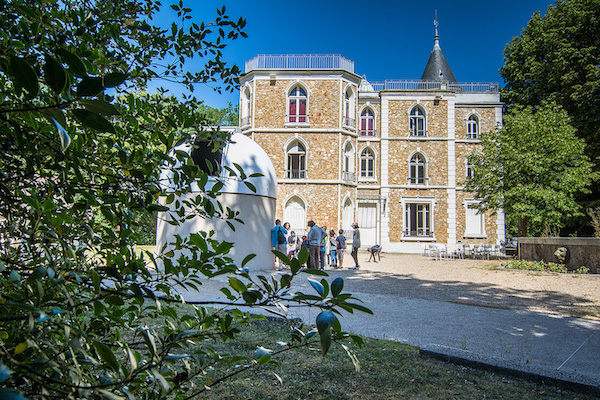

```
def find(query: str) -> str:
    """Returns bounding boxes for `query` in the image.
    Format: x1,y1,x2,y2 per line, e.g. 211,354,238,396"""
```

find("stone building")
238,27,505,253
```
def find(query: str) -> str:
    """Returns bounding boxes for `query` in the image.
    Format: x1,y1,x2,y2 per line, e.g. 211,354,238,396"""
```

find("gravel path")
330,252,600,320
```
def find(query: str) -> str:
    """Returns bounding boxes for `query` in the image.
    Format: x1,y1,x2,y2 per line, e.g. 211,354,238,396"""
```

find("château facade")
238,32,505,253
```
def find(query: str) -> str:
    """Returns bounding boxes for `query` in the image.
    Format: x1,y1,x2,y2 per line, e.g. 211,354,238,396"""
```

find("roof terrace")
245,54,354,73
245,54,499,94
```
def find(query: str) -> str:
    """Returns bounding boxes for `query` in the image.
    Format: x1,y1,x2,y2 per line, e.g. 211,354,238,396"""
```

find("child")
335,229,346,269
329,230,337,268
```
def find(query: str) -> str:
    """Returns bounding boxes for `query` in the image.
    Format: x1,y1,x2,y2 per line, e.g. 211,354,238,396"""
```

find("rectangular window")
405,203,431,237
465,202,485,237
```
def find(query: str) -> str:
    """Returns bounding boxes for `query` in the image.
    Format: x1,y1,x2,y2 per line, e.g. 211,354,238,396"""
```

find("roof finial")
434,10,440,45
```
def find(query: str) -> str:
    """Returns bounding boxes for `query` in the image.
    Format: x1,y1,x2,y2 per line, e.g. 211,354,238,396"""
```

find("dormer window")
287,85,308,124
409,106,426,137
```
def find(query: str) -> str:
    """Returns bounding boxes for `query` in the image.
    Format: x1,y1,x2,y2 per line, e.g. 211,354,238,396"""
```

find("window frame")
285,139,307,179
467,114,479,139
359,147,376,181
240,86,252,128
408,152,427,185
286,84,309,125
409,106,426,137
343,87,356,128
400,197,436,241
464,199,486,238
360,107,375,136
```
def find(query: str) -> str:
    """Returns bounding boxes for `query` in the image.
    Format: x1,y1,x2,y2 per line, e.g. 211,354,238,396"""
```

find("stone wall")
518,237,600,273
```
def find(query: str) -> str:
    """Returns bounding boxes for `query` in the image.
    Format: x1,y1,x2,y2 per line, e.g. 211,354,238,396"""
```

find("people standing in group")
319,226,327,270
307,221,323,270
329,229,337,268
270,219,287,271
301,235,310,267
336,229,346,269
350,222,361,269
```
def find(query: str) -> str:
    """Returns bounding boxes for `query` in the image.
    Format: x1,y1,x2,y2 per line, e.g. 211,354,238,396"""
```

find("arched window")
288,85,307,123
360,108,375,136
283,196,307,233
359,148,375,179
343,142,355,181
286,140,306,179
344,88,355,128
409,106,426,137
467,115,479,139
409,153,426,185
240,87,251,127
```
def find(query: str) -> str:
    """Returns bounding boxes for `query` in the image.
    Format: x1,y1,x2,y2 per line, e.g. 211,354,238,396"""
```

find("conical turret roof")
420,20,457,83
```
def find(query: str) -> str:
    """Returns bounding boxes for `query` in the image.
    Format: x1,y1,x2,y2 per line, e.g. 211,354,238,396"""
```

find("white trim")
400,196,437,241
358,144,377,182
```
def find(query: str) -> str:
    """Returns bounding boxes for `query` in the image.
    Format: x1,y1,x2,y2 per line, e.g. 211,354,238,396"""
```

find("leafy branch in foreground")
0,1,370,399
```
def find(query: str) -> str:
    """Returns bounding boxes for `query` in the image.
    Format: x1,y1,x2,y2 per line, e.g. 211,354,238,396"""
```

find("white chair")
422,244,431,257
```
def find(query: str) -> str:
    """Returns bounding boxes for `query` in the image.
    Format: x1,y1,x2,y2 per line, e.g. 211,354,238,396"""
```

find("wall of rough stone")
455,107,497,139
519,237,600,273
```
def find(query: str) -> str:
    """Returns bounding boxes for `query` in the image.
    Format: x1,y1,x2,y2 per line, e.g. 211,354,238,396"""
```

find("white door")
283,197,306,234
342,198,354,234
358,203,377,246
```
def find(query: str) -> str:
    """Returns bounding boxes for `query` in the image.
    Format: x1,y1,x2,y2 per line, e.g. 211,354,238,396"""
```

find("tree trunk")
517,217,528,237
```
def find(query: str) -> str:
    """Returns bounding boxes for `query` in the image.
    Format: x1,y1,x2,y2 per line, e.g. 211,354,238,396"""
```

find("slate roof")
420,26,457,83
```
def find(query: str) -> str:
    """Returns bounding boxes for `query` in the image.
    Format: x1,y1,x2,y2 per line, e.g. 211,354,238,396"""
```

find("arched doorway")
283,196,306,235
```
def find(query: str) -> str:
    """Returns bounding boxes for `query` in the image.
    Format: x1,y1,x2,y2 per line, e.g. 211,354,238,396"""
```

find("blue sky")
157,0,556,109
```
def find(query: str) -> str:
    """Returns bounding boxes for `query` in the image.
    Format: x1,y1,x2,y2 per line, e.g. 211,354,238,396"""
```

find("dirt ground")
334,252,600,320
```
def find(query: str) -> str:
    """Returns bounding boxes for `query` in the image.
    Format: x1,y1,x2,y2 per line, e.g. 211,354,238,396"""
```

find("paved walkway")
178,255,600,393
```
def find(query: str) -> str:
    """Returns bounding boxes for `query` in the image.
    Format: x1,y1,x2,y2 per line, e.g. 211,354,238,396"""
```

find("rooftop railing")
366,80,499,93
245,54,354,73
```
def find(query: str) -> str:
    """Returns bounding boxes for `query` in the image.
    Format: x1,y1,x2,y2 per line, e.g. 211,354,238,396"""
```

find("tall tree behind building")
500,0,600,234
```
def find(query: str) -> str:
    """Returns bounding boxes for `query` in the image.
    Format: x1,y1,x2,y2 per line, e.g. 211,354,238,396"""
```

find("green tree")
500,0,600,232
465,102,598,237
0,1,368,399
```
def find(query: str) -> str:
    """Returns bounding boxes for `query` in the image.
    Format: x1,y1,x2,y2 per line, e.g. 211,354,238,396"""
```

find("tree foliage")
500,0,600,232
465,102,598,237
0,1,369,399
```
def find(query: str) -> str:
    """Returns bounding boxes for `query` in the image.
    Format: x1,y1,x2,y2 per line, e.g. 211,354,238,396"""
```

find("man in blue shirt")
271,219,287,270
306,220,323,270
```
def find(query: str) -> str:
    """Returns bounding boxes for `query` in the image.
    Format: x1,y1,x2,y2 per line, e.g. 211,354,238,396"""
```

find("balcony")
286,114,309,125
360,129,377,137
246,54,354,74
240,116,251,128
343,116,355,128
286,169,307,179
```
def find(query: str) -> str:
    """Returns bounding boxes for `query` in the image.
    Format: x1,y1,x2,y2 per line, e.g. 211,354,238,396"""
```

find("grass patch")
502,260,590,274
186,316,594,399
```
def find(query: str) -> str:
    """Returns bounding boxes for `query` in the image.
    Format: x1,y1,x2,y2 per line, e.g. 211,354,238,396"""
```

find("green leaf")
92,341,120,372
9,57,38,95
52,118,71,152
302,269,328,276
97,389,125,400
320,326,332,356
59,48,86,77
103,72,128,87
308,279,324,297
331,277,344,297
315,310,335,335
241,253,256,267
72,109,116,133
79,99,120,115
228,277,247,293
44,55,67,93
77,77,104,96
